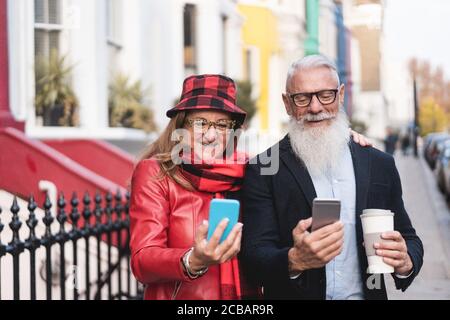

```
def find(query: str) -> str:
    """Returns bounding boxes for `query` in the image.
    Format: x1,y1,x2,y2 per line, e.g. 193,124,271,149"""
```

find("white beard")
288,108,350,177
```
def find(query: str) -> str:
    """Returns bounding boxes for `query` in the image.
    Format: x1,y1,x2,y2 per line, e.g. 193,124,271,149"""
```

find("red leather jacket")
129,159,222,299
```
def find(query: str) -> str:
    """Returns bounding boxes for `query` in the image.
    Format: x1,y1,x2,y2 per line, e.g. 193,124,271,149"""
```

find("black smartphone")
311,198,341,231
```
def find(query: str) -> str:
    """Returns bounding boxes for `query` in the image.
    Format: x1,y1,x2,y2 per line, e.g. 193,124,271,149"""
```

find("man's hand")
288,218,344,276
374,231,413,276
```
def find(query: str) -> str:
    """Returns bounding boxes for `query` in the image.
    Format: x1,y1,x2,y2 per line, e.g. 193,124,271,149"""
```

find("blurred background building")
6,0,246,150
3,0,409,201
3,0,396,148
341,0,386,139
3,0,425,200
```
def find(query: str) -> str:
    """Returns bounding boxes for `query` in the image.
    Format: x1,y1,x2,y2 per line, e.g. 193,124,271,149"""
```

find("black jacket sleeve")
240,162,293,290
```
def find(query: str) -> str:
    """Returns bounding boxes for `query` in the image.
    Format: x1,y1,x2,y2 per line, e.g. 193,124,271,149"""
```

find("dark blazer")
240,135,424,300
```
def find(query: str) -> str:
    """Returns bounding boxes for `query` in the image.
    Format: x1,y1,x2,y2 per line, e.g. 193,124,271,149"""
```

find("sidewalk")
385,152,450,299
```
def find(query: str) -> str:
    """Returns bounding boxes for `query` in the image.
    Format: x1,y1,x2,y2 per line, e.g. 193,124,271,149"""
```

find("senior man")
240,54,423,300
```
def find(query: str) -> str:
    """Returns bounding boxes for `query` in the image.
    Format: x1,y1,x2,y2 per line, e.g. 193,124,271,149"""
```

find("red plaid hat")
166,74,247,125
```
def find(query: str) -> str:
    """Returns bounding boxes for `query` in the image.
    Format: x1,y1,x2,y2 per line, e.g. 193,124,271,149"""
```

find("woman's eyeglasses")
185,118,236,133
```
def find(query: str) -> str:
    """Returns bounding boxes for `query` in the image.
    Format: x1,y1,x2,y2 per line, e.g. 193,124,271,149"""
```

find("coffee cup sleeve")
363,232,383,256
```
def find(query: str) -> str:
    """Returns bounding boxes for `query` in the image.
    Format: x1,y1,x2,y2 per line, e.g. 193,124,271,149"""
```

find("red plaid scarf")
180,151,247,300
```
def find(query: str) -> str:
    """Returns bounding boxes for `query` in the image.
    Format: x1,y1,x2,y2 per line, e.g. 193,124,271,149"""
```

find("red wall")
0,0,24,130
0,128,127,208
43,139,136,188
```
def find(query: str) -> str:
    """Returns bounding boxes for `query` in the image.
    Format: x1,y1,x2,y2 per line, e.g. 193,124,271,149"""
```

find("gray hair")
286,54,340,91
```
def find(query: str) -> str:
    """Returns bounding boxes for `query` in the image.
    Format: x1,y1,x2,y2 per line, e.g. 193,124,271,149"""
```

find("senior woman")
129,74,370,300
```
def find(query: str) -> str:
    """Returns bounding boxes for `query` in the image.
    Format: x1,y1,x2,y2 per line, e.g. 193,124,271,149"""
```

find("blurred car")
434,140,450,193
423,133,441,158
423,133,446,162
424,133,450,169
441,149,450,201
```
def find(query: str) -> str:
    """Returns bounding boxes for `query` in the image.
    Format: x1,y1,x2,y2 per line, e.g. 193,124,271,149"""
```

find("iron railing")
0,191,143,300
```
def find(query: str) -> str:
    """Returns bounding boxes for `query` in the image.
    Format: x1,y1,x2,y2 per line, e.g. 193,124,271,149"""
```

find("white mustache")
303,112,336,122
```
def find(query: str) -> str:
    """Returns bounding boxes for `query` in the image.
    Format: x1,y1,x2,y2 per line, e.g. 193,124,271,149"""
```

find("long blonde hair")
137,111,194,190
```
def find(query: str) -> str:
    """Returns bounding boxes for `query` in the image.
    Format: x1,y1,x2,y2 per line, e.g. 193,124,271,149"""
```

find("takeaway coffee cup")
360,209,395,274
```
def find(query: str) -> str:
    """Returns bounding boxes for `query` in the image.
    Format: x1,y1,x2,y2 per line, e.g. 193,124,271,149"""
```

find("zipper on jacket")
171,281,183,300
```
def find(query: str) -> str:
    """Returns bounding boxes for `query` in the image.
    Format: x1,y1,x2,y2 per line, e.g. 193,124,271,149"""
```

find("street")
385,152,450,299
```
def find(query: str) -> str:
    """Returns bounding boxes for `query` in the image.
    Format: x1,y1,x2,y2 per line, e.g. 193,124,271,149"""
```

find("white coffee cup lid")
360,209,394,218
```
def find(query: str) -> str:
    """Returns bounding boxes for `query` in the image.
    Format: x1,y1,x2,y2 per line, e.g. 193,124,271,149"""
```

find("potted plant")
108,73,157,133
35,49,79,126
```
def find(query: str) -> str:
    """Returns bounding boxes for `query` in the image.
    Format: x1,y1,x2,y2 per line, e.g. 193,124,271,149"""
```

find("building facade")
342,0,387,139
6,0,244,142
5,0,350,146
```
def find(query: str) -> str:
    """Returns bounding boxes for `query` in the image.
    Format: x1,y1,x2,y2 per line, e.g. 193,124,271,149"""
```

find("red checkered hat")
166,74,247,125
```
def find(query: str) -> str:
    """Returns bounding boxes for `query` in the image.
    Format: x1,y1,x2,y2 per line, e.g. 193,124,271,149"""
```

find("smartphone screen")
207,199,240,244
311,198,341,231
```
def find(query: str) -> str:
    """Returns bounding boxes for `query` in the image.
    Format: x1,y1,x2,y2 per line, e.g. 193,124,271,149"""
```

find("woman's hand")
350,129,372,147
189,219,243,272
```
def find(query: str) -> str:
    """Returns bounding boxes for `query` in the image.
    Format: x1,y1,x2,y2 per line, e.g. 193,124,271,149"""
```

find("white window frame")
106,0,123,49
7,0,35,123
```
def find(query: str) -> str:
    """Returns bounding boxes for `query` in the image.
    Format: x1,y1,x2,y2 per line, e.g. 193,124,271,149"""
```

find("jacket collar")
278,134,370,214
279,134,316,209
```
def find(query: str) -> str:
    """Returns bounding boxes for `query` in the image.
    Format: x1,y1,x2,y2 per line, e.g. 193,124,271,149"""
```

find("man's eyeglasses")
289,88,339,108
185,118,236,133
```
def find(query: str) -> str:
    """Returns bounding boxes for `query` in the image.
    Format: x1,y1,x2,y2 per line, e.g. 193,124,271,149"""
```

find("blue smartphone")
207,199,240,244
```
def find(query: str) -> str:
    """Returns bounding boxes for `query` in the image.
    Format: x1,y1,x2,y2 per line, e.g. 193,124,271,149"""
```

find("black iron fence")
0,190,143,300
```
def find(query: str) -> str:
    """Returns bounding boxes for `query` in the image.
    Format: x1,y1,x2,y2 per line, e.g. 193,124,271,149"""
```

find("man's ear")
339,84,345,105
282,93,292,116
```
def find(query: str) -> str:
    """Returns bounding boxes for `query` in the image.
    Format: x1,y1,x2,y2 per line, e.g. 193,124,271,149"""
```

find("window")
184,4,197,75
35,0,60,24
34,0,62,59
34,0,65,126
